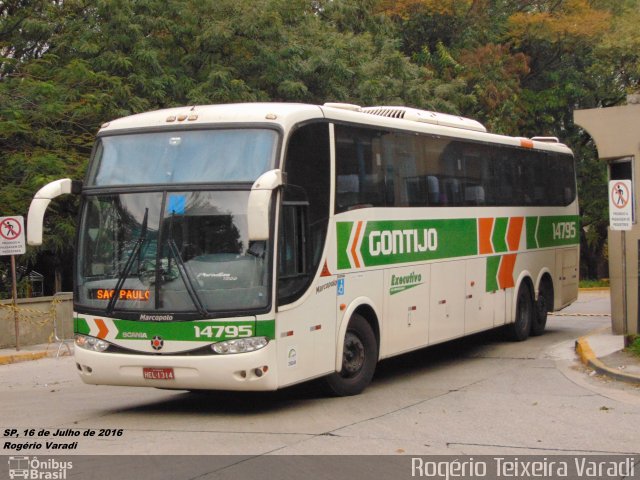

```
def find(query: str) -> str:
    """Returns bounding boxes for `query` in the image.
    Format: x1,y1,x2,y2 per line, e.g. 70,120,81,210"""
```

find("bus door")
275,122,333,385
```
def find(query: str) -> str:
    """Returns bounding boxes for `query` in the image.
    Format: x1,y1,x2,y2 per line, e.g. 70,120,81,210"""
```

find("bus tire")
325,313,378,396
531,282,552,336
508,283,533,342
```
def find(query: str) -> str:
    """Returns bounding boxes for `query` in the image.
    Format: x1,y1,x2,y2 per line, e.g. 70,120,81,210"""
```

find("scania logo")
151,336,164,351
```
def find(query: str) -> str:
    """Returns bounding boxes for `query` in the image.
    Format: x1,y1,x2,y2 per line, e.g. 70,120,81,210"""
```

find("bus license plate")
143,367,175,380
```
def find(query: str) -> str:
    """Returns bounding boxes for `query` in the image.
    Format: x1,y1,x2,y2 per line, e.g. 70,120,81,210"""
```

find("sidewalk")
0,341,73,365
575,329,640,385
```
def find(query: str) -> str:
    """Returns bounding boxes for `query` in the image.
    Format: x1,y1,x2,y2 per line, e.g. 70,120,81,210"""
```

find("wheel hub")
342,332,365,376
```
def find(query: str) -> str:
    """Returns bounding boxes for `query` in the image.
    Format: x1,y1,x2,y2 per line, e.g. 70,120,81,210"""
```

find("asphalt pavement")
1,289,638,385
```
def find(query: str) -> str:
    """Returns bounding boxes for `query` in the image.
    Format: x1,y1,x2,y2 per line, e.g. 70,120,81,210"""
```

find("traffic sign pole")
608,180,633,342
622,232,628,345
0,216,26,351
11,254,19,351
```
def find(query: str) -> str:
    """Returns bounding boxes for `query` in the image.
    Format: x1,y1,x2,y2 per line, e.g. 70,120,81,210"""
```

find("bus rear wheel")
508,283,533,342
531,282,552,336
325,314,378,396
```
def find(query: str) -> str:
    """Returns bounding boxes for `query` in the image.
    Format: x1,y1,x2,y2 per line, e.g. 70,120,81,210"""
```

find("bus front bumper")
74,342,278,391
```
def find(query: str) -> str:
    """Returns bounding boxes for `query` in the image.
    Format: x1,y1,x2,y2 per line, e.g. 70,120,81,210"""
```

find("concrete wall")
575,97,640,335
0,293,73,348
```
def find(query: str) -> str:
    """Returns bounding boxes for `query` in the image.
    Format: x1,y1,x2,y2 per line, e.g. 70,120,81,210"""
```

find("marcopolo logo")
8,456,73,479
139,314,174,321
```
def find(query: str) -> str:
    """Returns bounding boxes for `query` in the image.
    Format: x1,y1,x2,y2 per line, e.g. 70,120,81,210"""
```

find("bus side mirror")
247,169,284,241
27,178,82,246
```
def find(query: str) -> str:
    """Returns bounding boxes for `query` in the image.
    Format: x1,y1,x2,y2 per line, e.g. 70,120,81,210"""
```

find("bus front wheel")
325,314,378,396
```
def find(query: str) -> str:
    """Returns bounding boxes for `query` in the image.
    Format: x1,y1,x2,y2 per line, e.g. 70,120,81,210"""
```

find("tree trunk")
54,267,62,294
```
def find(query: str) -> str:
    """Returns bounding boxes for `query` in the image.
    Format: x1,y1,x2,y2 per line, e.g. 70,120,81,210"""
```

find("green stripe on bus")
486,256,500,292
114,319,274,341
74,317,276,341
492,218,508,253
336,221,354,270
337,214,579,271
355,218,477,268
255,319,276,339
74,317,90,335
526,215,580,249
526,217,539,249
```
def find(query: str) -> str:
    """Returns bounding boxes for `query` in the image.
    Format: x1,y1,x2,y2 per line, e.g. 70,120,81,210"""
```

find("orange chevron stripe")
498,254,517,289
95,318,109,339
478,218,494,254
506,217,524,251
351,221,363,269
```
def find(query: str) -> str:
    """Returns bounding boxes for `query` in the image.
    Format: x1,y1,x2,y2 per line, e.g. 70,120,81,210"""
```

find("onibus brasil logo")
8,456,72,479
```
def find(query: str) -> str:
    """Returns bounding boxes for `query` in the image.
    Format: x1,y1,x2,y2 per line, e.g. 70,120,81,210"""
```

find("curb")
0,351,51,366
0,345,72,366
575,336,640,385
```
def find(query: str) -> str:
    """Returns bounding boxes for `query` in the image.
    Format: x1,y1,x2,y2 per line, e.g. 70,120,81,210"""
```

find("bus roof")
98,102,572,155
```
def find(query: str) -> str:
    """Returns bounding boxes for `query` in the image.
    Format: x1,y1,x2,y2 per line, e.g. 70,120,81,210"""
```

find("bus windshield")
88,129,278,186
76,190,270,316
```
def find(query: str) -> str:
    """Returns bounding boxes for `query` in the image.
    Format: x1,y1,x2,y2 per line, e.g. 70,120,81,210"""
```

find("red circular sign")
611,182,630,209
0,218,22,240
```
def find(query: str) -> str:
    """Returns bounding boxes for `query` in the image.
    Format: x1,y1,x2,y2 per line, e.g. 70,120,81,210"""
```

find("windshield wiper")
166,238,208,317
107,208,148,315
162,211,208,316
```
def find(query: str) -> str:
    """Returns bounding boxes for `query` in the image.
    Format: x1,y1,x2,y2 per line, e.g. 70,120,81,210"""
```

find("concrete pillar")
574,95,640,335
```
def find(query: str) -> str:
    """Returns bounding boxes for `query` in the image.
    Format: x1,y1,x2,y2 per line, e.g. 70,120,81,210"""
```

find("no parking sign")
0,216,26,256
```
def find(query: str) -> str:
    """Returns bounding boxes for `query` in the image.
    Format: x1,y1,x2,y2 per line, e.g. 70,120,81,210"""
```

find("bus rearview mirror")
247,169,284,241
27,178,82,246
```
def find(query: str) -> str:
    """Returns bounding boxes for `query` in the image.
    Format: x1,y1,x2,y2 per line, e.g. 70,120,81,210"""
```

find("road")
1,291,638,460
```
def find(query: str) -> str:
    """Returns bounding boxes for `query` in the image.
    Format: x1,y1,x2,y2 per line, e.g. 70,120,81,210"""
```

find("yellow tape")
0,296,66,325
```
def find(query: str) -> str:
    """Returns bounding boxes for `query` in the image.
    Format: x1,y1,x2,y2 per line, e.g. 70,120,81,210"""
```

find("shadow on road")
107,323,579,416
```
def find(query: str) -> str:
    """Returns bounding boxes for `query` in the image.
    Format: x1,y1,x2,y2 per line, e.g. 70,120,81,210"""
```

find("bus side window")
278,191,310,301
334,125,386,212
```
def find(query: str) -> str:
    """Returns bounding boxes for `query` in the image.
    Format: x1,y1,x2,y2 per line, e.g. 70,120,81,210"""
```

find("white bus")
27,103,579,395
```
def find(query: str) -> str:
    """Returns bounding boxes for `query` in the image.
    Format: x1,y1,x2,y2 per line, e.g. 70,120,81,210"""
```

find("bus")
27,102,579,396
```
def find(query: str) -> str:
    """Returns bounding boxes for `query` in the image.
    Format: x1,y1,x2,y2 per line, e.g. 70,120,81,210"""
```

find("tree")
1,0,460,295
2,0,638,291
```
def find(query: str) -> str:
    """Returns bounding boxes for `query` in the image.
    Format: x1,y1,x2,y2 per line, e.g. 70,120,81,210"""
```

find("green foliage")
578,278,609,289
1,0,637,291
387,0,638,280
627,336,640,359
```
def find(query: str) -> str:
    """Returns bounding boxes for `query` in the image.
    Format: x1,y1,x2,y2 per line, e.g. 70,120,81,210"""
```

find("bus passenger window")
334,125,387,212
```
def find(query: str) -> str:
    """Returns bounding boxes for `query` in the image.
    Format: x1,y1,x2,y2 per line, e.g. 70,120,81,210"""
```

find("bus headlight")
212,337,268,354
75,334,110,352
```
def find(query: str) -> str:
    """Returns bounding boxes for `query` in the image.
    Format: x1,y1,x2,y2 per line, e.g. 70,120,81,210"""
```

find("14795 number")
194,325,252,339
552,222,577,240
